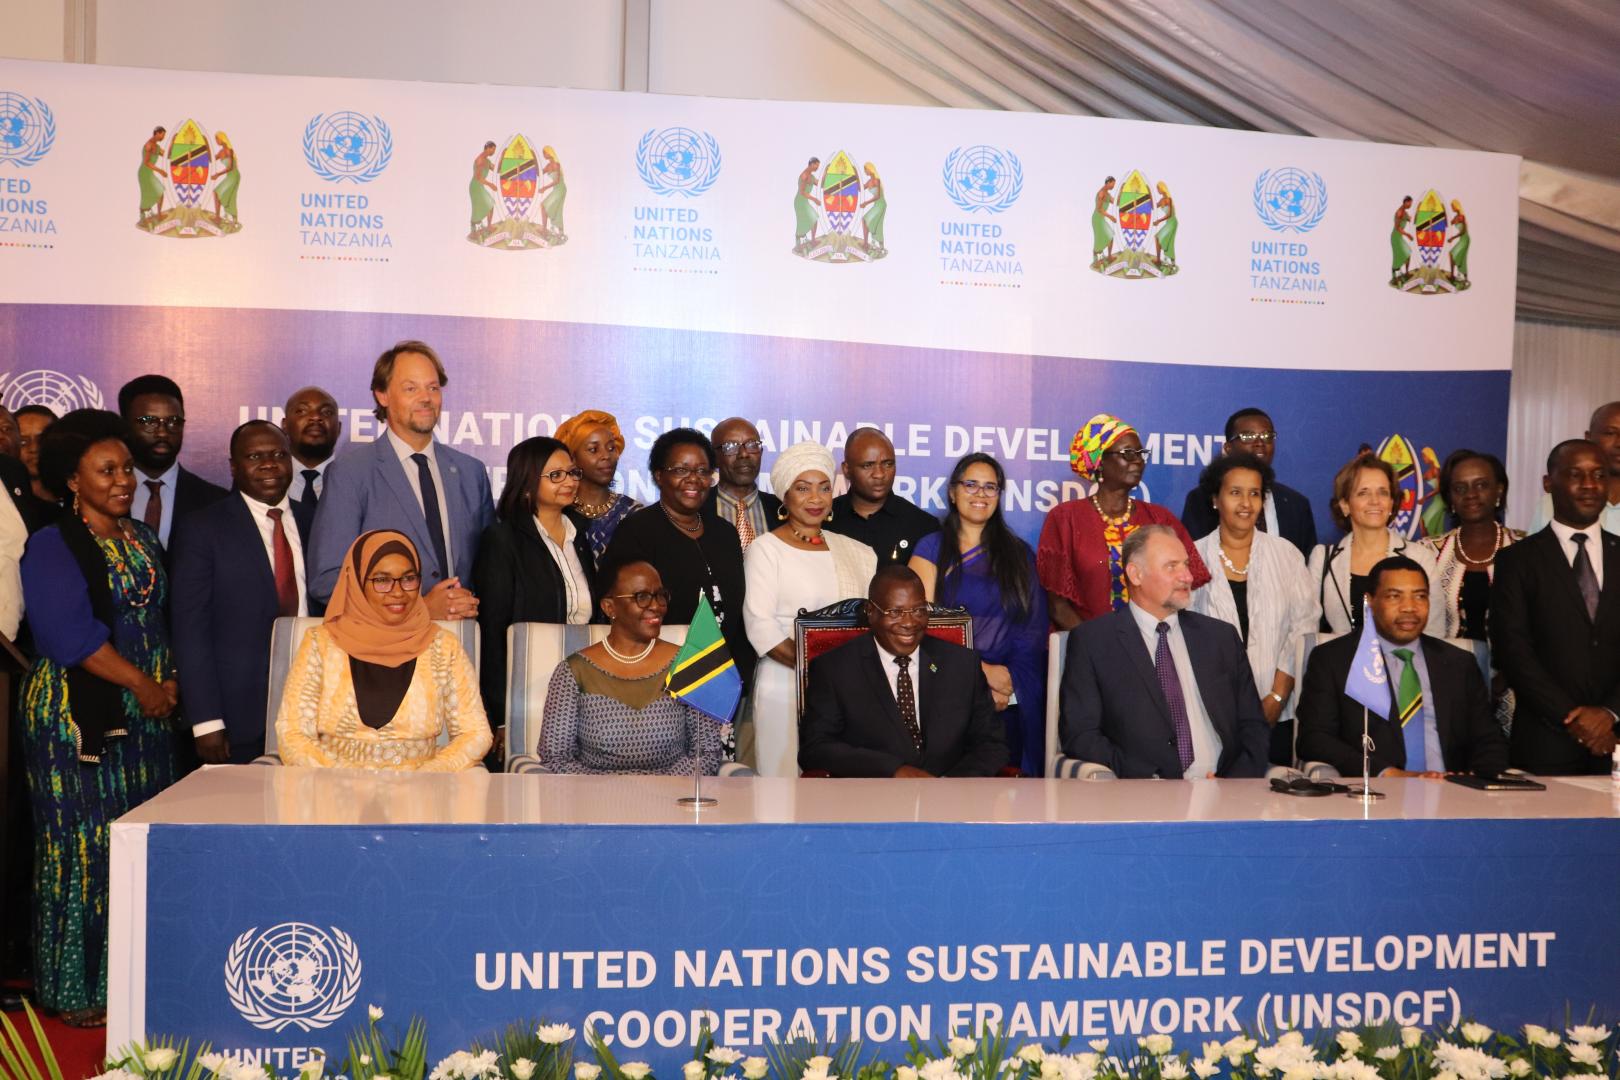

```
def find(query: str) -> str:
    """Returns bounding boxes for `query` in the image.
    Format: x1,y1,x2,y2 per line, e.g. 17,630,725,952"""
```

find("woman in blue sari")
909,453,1048,775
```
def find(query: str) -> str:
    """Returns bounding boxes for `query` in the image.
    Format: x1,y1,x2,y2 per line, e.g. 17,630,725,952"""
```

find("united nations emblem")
942,145,1022,214
224,922,361,1033
1253,167,1328,234
0,369,104,413
303,112,392,184
636,127,721,197
1389,189,1472,295
137,119,243,238
1090,170,1179,279
792,150,886,264
0,92,55,167
468,135,567,250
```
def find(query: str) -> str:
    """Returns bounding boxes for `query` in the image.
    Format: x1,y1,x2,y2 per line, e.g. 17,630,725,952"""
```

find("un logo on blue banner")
942,145,1022,213
636,127,722,197
303,111,393,183
224,922,362,1032
1253,167,1328,233
0,92,56,167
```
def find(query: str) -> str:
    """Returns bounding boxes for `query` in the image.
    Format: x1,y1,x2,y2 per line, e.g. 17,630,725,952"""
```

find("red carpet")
1,1001,107,1080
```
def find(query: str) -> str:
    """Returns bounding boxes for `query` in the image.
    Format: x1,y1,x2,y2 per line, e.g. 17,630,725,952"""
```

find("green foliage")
0,1004,65,1080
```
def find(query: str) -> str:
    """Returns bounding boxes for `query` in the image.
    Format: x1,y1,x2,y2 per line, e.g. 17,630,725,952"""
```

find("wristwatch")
1265,692,1285,705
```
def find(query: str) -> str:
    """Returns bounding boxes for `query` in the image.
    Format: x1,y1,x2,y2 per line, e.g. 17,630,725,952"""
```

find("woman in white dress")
743,442,877,776
1189,453,1319,765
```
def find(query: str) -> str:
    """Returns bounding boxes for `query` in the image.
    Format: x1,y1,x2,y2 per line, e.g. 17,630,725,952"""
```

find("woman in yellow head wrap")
553,409,641,565
1153,180,1176,267
212,130,241,223
1035,412,1209,627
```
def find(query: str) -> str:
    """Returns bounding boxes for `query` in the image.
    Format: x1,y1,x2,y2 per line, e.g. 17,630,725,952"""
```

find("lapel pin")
929,662,938,673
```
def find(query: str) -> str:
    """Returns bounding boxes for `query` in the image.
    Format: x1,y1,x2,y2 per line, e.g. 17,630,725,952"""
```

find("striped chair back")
504,622,689,772
260,616,480,763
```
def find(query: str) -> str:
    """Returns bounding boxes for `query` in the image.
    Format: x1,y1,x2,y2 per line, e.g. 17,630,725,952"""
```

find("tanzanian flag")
665,593,742,724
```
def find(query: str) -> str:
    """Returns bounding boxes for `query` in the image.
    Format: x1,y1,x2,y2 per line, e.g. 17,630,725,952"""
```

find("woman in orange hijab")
554,409,641,566
275,530,492,770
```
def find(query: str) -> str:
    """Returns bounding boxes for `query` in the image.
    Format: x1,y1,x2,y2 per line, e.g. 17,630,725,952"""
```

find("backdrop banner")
127,815,1617,1072
0,58,1517,541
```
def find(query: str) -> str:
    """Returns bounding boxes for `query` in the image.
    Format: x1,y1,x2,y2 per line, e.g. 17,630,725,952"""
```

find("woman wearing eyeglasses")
742,442,877,777
275,530,492,770
473,436,599,740
909,453,1048,775
540,559,721,775
1036,413,1209,628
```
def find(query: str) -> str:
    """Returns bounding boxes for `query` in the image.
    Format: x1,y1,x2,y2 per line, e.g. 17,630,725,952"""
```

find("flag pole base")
1344,787,1385,800
677,796,718,808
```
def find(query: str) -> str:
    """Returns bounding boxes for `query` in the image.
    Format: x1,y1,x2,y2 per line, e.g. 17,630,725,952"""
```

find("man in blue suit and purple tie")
1059,524,1271,778
307,340,493,620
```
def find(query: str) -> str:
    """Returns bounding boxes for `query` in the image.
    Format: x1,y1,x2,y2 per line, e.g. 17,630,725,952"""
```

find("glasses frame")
367,572,423,594
608,589,673,609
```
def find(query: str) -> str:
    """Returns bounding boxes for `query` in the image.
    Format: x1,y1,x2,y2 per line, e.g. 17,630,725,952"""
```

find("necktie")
733,494,755,550
298,469,320,511
1391,647,1425,771
410,452,450,580
1155,622,1194,772
266,508,299,617
1572,533,1601,621
893,654,923,752
143,479,164,531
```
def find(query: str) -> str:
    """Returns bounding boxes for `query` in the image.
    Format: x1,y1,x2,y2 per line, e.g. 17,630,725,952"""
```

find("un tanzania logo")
635,127,721,197
942,145,1022,213
0,92,56,167
0,370,103,413
1253,167,1328,233
303,112,393,183
224,922,361,1032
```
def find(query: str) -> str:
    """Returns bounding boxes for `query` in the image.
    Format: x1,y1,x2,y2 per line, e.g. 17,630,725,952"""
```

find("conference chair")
257,616,480,765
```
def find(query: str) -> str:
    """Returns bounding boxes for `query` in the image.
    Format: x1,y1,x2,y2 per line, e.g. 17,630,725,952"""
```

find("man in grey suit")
1060,525,1271,778
307,340,493,619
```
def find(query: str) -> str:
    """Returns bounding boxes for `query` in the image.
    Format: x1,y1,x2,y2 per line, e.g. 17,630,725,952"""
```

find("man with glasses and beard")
117,374,228,550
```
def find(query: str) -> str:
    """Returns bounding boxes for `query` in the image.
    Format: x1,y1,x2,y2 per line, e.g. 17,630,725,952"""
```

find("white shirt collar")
138,460,181,487
240,489,294,515
1550,517,1604,548
385,426,435,463
1129,599,1179,635
534,513,577,545
874,639,919,668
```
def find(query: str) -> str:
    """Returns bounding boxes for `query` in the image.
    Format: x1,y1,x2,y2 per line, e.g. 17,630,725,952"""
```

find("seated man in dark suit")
1060,524,1270,778
1181,408,1316,556
1493,438,1620,775
171,422,306,764
1297,555,1508,777
799,564,1007,777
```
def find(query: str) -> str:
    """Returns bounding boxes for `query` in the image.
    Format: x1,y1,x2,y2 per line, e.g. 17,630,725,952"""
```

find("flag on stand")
665,592,743,724
1342,599,1393,719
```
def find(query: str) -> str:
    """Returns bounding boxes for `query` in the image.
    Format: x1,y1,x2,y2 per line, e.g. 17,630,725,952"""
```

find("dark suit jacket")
472,509,602,727
1060,606,1271,778
172,465,230,534
703,487,783,528
306,436,494,605
0,454,53,534
169,494,292,754
1295,632,1508,776
1492,526,1620,775
799,634,1008,777
1181,479,1317,557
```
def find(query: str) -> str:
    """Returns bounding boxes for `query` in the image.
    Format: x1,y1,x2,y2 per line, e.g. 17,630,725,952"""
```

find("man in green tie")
1296,555,1509,778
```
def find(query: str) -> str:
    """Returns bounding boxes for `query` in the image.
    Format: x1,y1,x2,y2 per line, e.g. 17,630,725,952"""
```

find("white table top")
114,766,1620,828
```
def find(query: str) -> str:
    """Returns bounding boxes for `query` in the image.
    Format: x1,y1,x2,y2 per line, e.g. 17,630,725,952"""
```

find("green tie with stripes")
1392,647,1422,727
